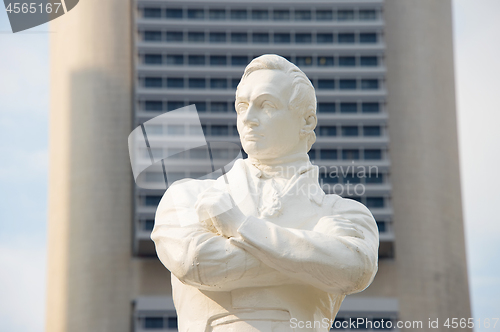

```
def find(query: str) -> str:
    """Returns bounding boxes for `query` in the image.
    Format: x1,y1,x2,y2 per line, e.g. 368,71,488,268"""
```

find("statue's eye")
236,103,248,114
262,101,276,109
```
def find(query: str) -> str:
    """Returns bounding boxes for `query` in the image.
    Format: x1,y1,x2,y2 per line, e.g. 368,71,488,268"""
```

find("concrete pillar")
385,0,472,329
47,1,134,331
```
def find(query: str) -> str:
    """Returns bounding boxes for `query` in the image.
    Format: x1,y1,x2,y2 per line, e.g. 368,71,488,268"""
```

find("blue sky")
0,8,49,332
453,1,500,328
0,1,499,331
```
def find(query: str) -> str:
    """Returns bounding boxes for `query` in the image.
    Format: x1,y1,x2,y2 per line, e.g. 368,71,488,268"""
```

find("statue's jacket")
152,158,379,332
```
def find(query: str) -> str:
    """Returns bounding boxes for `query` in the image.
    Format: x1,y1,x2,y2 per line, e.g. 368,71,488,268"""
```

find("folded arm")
151,181,293,292
230,197,379,295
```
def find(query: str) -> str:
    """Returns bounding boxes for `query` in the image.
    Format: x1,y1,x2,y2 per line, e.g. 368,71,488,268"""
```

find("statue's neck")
248,152,311,178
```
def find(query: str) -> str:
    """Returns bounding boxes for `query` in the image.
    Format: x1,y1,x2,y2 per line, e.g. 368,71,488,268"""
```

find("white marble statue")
152,54,379,332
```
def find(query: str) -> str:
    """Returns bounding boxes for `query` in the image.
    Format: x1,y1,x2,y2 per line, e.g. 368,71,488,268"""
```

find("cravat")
258,175,288,219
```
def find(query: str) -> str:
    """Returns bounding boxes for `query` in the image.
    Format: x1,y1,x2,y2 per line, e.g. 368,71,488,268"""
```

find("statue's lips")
243,132,263,141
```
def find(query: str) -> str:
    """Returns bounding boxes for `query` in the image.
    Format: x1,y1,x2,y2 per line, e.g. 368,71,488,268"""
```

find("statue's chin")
241,141,262,156
243,144,300,161
242,139,305,161
245,151,282,162
243,148,270,161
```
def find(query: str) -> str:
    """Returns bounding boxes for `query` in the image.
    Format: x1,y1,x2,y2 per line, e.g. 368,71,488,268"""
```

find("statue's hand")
318,216,365,239
194,188,246,238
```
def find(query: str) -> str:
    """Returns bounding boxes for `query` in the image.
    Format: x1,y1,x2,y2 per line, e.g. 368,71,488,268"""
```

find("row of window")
141,8,379,22
143,123,383,138
139,316,177,330
342,196,386,209
141,77,381,90
142,53,380,68
142,30,379,44
142,76,240,89
146,124,238,137
320,173,385,185
317,102,381,113
316,125,383,137
143,195,163,207
140,100,382,114
142,100,228,112
376,221,390,233
308,148,384,161
138,147,385,169
143,147,241,162
142,194,386,209
316,78,379,90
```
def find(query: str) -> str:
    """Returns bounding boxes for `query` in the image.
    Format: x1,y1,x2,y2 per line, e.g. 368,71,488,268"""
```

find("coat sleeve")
230,196,379,295
151,180,293,292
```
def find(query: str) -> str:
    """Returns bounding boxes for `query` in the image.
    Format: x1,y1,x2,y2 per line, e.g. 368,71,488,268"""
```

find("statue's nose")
241,106,259,127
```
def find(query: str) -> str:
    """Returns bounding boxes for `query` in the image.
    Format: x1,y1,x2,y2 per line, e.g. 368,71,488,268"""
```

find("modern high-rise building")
47,0,471,331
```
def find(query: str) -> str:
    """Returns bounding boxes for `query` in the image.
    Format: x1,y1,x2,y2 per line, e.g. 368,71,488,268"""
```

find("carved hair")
237,54,317,151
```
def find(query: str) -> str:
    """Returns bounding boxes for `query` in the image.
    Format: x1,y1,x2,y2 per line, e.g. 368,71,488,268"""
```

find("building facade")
47,0,471,331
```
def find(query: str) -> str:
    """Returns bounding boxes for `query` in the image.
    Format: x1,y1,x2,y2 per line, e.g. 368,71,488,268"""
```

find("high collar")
243,158,325,206
247,153,312,180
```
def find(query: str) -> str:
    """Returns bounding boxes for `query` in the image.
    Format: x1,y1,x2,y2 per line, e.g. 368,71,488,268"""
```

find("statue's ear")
301,111,317,137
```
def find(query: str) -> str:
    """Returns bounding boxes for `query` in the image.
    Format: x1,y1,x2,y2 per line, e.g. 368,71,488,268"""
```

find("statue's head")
235,54,317,160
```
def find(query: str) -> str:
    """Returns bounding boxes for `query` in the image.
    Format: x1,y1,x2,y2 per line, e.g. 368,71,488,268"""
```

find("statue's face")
235,69,304,160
